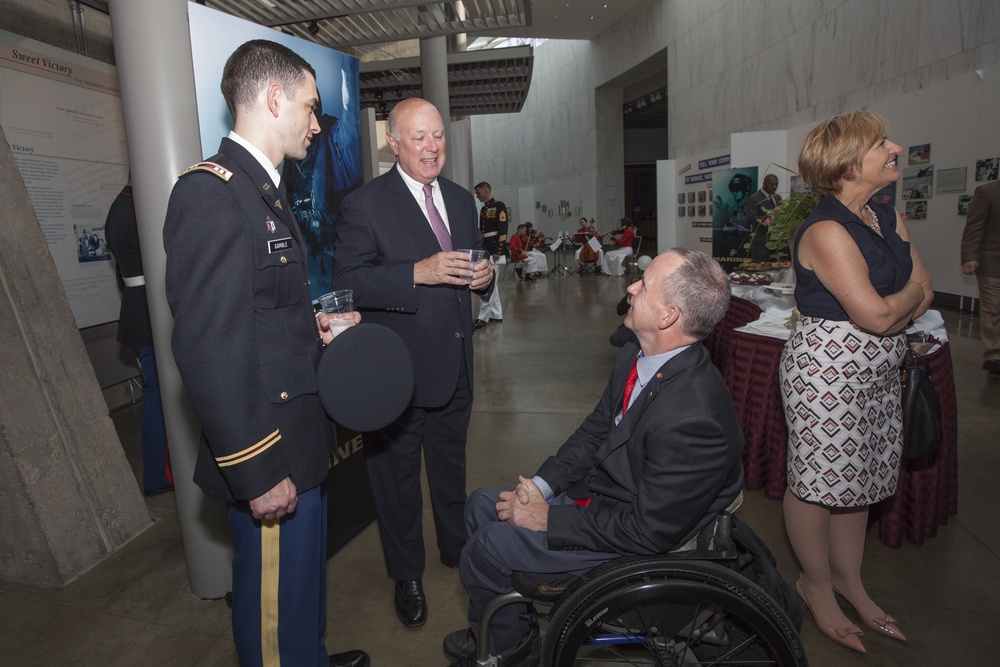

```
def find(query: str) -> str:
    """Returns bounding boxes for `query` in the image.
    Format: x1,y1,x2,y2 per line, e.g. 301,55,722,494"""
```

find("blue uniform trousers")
228,484,329,667
136,346,172,493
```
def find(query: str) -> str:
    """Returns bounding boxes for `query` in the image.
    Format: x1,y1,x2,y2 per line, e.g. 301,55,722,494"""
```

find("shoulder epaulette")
178,161,233,182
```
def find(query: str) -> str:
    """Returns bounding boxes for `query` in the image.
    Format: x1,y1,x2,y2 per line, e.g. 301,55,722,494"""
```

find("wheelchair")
473,512,808,666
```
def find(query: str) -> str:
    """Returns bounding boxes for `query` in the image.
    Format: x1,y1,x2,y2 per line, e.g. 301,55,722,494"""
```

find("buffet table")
707,296,958,548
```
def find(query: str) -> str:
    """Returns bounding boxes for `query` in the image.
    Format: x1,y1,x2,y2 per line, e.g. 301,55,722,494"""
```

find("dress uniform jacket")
104,185,153,347
164,138,334,502
479,197,508,258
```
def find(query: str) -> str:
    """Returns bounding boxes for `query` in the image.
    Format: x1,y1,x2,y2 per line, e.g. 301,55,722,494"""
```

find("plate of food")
763,282,795,294
729,271,772,285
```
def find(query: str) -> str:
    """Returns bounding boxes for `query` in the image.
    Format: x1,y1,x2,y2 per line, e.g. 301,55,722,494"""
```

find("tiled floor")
2,273,998,666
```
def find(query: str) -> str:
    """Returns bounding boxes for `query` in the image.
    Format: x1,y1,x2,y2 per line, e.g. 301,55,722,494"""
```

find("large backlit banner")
0,29,127,328
712,166,758,271
188,2,362,300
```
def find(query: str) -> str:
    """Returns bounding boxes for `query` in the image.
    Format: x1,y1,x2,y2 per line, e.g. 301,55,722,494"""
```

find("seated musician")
443,249,745,667
508,224,539,280
521,222,550,277
599,217,637,276
573,217,603,266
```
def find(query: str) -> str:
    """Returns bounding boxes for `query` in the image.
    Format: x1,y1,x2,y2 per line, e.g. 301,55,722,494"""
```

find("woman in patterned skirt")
780,112,933,653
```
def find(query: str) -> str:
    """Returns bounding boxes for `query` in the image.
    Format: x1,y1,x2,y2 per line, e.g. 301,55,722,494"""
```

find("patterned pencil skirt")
779,317,906,507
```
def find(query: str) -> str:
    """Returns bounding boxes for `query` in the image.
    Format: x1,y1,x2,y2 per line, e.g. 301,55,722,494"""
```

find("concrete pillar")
108,0,233,598
420,35,452,181
0,125,150,587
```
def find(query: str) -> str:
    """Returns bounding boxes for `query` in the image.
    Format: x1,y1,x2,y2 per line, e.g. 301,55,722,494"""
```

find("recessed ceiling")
86,1,652,118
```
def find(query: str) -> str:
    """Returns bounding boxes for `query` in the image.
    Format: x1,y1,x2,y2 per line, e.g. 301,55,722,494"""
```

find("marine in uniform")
474,181,508,328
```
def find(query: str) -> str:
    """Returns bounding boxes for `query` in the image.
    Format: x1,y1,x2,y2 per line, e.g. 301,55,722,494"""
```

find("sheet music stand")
546,238,575,277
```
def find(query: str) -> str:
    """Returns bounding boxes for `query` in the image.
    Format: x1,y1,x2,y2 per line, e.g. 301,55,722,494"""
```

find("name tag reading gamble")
268,237,292,253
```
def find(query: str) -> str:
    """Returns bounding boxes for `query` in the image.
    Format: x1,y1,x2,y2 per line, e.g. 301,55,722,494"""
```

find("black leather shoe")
443,628,476,660
330,649,370,667
473,319,488,330
984,359,1000,375
394,579,427,628
440,552,461,569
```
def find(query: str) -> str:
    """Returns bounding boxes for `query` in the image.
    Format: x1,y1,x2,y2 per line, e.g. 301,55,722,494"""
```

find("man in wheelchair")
444,248,746,666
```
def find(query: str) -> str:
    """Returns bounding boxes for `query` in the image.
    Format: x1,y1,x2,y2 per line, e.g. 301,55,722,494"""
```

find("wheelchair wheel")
543,559,806,667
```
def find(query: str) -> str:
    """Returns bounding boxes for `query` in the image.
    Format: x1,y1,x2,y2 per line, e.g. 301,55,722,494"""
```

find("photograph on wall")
698,204,707,217
902,165,933,199
698,190,706,202
687,192,696,203
908,143,930,165
976,157,999,181
958,195,974,216
905,200,927,220
677,193,686,204
712,167,758,270
75,224,110,263
688,205,696,217
936,166,967,194
677,206,686,217
188,3,363,302
870,183,897,208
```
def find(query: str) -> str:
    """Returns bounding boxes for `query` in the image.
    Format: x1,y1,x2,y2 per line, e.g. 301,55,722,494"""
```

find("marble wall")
471,0,1000,229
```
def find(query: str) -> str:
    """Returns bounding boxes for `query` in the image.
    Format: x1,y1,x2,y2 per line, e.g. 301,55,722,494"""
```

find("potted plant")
743,190,819,262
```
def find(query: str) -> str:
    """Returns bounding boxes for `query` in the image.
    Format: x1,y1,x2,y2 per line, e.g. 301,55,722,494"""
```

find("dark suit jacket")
961,180,1000,278
537,341,745,555
331,165,492,407
164,138,334,502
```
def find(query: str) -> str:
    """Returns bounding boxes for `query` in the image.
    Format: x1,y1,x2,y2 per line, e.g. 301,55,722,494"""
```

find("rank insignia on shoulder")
266,217,276,233
178,161,233,181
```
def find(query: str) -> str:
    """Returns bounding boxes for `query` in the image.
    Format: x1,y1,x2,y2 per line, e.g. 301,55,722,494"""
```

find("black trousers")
364,353,472,580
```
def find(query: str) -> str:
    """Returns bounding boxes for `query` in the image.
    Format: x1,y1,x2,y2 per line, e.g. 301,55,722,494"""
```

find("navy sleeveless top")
793,197,912,321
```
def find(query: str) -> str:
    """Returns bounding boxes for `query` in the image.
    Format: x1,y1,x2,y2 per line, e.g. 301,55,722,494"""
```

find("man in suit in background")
743,173,782,263
961,179,1000,375
442,248,745,667
164,40,368,667
331,98,495,628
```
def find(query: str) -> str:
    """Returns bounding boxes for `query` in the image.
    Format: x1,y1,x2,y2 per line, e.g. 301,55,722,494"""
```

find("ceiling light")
307,20,319,35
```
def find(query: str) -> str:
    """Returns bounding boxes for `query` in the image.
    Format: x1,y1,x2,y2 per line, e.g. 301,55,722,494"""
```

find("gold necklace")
863,204,883,238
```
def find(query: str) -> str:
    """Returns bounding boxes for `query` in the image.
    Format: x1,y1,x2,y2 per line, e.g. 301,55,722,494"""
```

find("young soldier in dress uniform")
474,182,508,329
163,40,368,667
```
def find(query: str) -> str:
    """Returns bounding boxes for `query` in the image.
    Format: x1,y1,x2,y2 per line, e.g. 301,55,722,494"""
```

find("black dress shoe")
440,551,461,569
394,579,428,628
984,359,1000,375
330,649,370,667
473,319,488,330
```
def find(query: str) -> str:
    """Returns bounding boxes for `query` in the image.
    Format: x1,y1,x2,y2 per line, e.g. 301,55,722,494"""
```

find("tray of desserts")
728,271,772,285
738,261,791,272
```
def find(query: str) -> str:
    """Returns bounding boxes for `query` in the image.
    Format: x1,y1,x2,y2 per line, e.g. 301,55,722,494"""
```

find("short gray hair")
658,248,730,340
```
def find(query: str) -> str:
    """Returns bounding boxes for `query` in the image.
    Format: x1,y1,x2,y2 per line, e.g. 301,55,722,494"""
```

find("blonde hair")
798,112,887,197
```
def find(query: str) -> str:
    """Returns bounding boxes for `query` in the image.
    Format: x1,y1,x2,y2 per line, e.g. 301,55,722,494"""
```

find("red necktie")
621,357,640,416
422,183,453,251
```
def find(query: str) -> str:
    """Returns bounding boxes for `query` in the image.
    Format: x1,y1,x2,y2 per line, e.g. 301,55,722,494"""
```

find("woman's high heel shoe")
795,576,867,654
832,585,908,642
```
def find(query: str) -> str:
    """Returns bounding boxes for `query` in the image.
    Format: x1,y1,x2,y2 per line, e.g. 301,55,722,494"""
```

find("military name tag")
268,237,292,253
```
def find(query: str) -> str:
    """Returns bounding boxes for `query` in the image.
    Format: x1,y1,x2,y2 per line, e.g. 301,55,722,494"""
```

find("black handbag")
899,348,942,459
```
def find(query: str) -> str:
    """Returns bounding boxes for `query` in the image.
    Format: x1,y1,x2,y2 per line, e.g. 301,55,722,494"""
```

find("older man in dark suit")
961,179,1000,375
331,98,495,628
443,248,744,667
